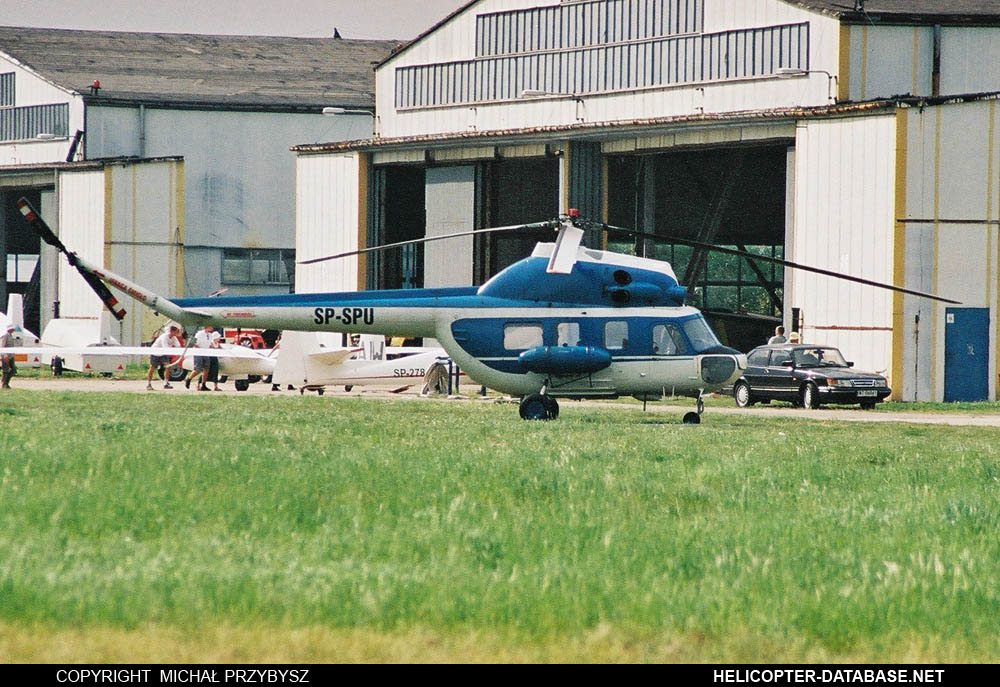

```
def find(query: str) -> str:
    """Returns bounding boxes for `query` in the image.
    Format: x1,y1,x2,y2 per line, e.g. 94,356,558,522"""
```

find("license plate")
857,390,878,397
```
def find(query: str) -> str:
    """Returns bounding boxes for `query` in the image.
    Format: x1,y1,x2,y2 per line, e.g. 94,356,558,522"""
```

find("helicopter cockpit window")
681,316,721,352
604,321,628,350
504,324,543,350
652,324,687,355
557,322,580,347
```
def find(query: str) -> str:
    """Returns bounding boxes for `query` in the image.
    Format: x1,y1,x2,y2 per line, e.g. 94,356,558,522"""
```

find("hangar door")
425,166,475,288
605,143,791,351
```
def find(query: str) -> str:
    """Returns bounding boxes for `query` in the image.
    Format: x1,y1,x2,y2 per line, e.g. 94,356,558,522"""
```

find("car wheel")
801,382,819,409
860,401,876,410
733,381,754,408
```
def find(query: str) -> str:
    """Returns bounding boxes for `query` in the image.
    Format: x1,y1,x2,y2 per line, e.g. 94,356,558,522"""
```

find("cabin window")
504,324,543,350
652,324,687,355
681,316,720,352
747,349,769,366
604,321,628,350
557,322,580,347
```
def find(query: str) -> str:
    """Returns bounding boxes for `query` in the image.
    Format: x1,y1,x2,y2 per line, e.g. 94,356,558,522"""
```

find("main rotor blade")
592,221,961,305
298,219,561,265
17,197,128,320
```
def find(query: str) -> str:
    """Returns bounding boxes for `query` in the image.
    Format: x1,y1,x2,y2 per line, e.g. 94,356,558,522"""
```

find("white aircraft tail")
6,294,24,329
272,331,360,386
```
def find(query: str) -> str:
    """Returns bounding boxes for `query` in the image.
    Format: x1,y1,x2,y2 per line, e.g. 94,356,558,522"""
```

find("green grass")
1,390,999,662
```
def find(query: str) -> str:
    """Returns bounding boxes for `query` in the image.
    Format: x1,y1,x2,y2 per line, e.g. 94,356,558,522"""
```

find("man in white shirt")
146,325,182,390
185,325,222,391
767,325,787,345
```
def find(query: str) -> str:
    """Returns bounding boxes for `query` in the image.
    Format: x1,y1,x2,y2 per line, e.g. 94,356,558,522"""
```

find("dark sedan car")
733,344,891,409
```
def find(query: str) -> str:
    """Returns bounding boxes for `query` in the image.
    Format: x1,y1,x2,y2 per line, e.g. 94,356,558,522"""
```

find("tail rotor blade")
17,196,127,321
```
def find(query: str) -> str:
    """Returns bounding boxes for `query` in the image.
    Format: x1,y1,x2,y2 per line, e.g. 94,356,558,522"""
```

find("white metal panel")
790,114,896,378
295,153,361,294
105,160,184,345
940,27,1000,97
846,26,932,101
425,166,475,288
56,169,105,321
376,0,841,138
900,100,1000,401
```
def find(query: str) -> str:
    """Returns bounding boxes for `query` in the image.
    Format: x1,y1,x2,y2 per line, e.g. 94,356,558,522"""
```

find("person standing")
1,324,19,389
146,325,183,390
185,325,221,391
768,325,787,345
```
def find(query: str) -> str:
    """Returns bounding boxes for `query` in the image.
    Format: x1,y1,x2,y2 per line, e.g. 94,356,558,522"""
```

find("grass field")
1,390,999,663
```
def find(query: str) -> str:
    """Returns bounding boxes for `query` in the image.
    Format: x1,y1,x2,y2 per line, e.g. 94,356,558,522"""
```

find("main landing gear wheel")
234,379,250,392
733,381,754,408
519,393,559,421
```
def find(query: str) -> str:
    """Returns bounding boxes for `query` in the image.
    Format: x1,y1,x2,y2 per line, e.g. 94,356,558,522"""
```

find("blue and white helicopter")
15,199,956,422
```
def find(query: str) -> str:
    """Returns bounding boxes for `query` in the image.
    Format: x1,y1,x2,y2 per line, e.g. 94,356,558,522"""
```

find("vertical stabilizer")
6,294,24,330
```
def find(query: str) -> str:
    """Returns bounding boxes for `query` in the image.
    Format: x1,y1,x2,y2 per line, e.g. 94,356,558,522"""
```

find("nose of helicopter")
697,347,746,387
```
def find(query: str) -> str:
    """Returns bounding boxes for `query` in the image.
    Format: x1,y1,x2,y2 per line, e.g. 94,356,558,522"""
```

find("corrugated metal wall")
377,0,839,138
57,160,184,345
898,100,1000,402
104,160,185,345
790,114,896,380
295,153,361,294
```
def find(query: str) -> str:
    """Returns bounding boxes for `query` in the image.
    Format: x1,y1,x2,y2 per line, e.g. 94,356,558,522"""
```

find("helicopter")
14,199,957,422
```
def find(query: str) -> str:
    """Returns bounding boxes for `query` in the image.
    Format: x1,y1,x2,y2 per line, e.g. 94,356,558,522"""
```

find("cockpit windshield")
792,347,848,368
681,315,722,353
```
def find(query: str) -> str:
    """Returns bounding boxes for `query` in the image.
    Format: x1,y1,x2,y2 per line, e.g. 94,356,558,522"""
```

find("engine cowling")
518,345,613,375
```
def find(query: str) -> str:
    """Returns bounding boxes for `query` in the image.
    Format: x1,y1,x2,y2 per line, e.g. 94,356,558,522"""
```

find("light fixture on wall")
519,89,585,122
776,67,839,103
320,106,379,139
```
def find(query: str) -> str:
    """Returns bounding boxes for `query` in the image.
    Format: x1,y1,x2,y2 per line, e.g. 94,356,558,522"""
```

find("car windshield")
792,347,848,368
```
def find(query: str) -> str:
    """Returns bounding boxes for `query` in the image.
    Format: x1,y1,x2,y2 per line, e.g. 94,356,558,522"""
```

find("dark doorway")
2,190,41,335
477,157,559,281
606,144,788,351
375,166,425,289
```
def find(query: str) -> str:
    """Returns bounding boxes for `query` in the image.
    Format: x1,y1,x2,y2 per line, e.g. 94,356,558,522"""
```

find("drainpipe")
138,104,146,157
932,25,941,97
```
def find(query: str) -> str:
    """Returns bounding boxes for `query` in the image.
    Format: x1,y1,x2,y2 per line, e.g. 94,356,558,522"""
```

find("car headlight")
826,378,842,386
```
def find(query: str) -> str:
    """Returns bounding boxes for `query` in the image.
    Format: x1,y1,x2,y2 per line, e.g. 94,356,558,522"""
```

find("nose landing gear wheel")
683,389,706,425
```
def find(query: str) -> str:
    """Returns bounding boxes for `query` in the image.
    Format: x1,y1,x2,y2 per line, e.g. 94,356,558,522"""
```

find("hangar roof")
787,1,1000,22
0,26,397,110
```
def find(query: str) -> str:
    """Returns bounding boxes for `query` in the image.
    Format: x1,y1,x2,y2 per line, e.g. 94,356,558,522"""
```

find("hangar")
0,26,394,344
293,0,1000,403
